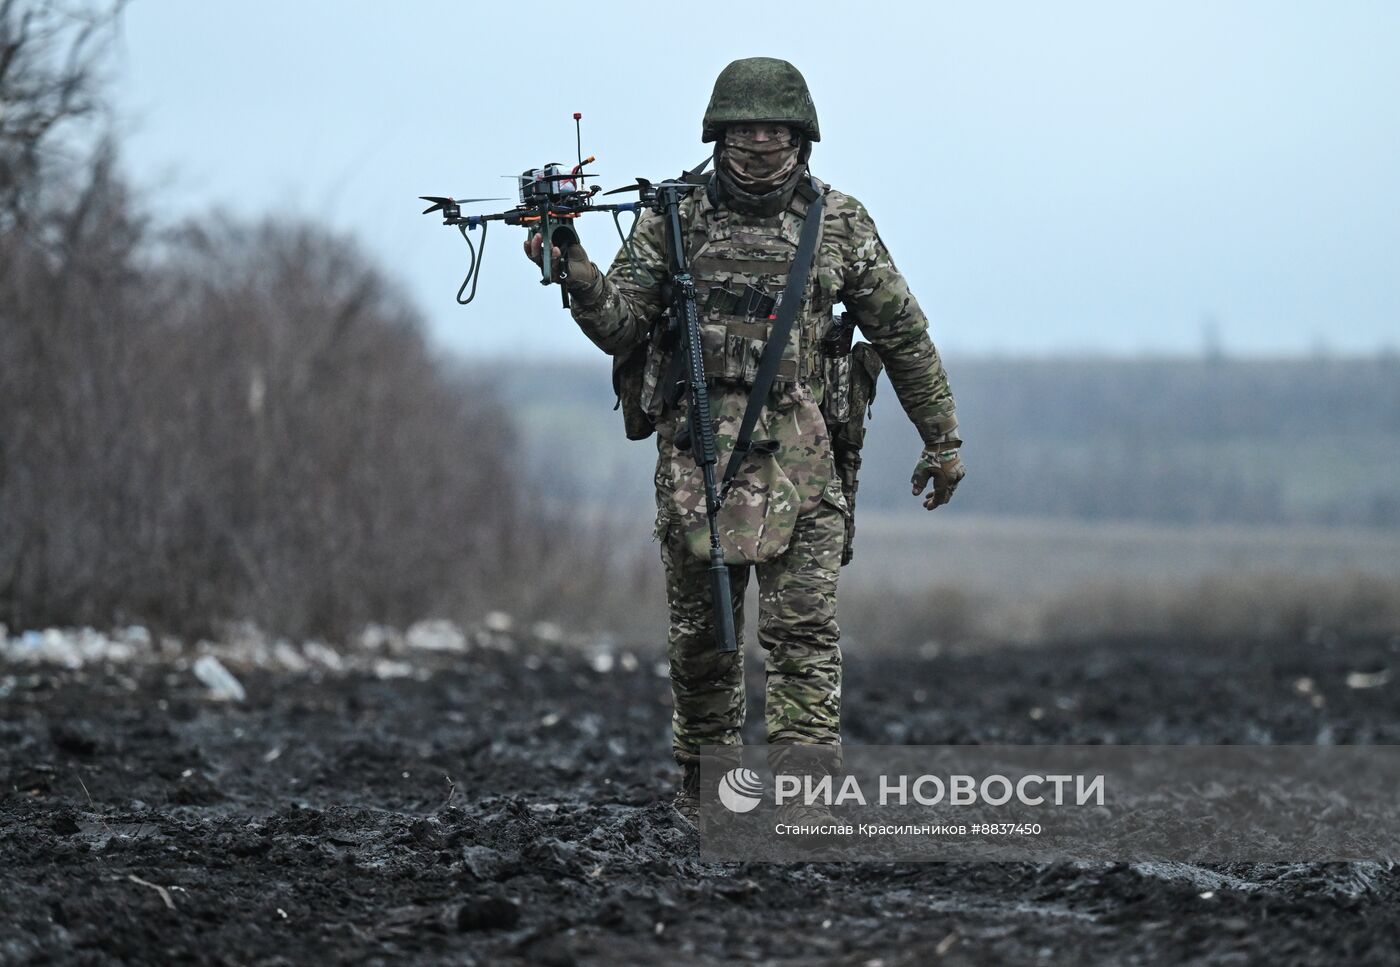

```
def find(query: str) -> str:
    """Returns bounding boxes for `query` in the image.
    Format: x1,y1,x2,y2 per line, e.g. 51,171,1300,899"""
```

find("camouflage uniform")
562,59,961,767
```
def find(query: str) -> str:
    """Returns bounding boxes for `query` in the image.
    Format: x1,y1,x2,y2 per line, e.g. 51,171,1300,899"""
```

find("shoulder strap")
682,154,713,181
718,178,826,502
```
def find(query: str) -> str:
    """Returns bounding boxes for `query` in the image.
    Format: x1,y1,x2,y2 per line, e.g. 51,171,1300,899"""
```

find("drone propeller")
603,178,653,196
419,196,508,214
498,172,600,183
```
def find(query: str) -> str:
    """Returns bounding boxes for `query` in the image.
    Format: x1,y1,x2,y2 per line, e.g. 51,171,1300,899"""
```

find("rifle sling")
718,179,825,499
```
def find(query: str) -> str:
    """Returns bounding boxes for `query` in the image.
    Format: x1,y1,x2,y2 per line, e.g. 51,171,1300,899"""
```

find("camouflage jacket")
568,170,960,564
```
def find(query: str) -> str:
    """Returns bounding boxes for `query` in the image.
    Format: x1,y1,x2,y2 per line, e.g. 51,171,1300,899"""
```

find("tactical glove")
523,233,600,294
911,447,965,510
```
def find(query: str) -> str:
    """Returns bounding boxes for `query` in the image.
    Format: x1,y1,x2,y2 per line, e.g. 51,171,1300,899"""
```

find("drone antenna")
573,112,583,169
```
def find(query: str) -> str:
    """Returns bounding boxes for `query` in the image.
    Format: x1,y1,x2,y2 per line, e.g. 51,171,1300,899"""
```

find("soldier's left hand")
911,447,965,510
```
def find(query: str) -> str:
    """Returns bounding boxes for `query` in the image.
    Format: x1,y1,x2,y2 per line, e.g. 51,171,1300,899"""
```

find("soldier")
525,57,963,827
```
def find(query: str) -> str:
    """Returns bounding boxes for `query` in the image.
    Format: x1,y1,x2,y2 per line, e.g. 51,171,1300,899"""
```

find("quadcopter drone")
420,114,646,307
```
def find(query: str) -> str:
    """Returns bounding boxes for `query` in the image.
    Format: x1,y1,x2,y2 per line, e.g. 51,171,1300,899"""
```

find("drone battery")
518,169,544,204
519,164,576,204
547,164,577,196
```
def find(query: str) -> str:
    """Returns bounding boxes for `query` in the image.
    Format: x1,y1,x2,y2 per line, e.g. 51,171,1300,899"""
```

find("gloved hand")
911,447,965,510
523,232,599,291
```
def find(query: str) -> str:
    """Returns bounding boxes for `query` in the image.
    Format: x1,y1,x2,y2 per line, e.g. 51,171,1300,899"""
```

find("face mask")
721,129,800,192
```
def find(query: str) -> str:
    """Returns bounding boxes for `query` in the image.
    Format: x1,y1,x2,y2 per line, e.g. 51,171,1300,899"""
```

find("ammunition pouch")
821,330,883,565
698,313,821,389
614,291,689,441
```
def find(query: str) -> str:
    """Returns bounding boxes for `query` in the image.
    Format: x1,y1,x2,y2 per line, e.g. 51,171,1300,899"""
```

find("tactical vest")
689,177,827,391
608,175,884,567
627,176,831,426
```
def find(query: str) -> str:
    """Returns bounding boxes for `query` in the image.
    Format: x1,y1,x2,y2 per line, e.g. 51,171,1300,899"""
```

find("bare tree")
0,0,124,236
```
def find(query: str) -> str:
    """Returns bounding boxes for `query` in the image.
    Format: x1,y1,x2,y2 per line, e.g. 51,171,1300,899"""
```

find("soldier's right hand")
523,232,561,274
524,233,599,291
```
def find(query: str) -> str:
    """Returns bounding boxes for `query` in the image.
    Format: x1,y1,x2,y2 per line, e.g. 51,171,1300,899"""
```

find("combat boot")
671,762,701,831
771,745,844,848
774,797,839,828
773,798,842,849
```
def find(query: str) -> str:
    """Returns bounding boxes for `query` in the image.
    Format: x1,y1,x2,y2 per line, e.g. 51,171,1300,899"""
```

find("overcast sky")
112,1,1399,360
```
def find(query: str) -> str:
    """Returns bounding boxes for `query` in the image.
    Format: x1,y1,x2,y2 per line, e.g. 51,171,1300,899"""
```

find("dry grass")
839,571,1400,650
1037,571,1400,642
579,514,1400,649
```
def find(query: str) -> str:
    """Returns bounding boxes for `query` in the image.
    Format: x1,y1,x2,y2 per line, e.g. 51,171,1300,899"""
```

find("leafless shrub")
1,160,562,639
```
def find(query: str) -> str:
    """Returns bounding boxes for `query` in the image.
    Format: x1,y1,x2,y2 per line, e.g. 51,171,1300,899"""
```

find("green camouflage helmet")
702,57,820,143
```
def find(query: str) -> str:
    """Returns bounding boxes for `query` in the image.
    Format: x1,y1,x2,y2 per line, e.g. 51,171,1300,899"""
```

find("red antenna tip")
573,112,582,120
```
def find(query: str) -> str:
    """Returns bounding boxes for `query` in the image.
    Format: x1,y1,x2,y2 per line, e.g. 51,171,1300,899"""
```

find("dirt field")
4,627,1399,965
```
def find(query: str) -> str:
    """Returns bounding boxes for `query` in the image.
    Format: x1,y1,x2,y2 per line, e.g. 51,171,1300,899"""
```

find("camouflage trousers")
662,498,844,766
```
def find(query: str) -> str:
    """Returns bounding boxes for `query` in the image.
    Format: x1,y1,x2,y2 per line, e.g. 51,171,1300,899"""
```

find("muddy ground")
3,627,1399,965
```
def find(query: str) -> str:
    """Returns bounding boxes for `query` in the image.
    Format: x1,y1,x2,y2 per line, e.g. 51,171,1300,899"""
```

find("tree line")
0,1,627,639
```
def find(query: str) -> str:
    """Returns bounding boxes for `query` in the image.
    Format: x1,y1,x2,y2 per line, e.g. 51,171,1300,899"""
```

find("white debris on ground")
0,626,156,669
273,641,310,673
0,613,648,690
530,621,562,643
404,620,468,653
303,641,345,671
589,652,615,674
1345,668,1391,689
483,611,513,633
371,659,417,681
192,655,246,702
357,624,401,652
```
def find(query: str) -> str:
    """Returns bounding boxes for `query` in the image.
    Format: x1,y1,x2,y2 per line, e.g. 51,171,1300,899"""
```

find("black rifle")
645,179,738,653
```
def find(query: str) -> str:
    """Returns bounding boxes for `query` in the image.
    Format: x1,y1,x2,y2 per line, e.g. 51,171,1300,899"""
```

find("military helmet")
702,57,820,143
